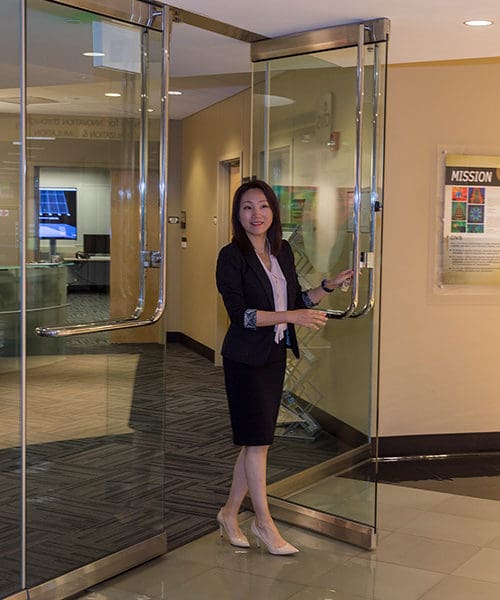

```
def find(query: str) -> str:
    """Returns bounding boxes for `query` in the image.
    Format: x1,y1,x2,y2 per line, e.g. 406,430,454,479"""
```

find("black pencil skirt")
223,340,286,446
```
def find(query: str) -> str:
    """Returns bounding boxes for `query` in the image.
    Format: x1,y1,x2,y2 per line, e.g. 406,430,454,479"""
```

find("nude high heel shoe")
251,520,299,555
217,509,250,548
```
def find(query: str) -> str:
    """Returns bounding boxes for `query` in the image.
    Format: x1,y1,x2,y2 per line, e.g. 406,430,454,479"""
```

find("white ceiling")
166,0,500,64
2,1,500,121
165,0,500,117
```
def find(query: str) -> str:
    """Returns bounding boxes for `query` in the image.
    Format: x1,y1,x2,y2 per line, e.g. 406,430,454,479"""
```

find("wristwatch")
321,279,335,293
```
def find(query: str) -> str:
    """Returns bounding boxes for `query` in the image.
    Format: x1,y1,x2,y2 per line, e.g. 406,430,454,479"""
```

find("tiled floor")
77,482,500,600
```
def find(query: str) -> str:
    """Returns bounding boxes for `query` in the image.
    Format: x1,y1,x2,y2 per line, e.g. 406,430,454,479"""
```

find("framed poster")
442,154,500,286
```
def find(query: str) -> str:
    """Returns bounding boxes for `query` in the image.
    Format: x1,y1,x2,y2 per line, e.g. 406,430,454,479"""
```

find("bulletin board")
442,154,500,286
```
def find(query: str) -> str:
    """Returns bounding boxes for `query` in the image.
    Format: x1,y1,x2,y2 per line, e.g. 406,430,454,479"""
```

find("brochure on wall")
442,154,500,285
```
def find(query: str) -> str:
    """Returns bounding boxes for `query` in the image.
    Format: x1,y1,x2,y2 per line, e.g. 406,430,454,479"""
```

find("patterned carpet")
163,344,350,550
0,337,349,595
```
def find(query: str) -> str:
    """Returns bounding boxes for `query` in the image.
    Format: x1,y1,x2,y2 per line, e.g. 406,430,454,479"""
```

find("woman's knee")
245,445,270,456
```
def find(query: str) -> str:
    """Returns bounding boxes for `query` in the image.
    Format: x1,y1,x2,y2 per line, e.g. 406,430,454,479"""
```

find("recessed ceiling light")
83,51,105,57
168,90,182,96
104,92,121,98
12,136,56,145
464,19,493,27
255,94,295,107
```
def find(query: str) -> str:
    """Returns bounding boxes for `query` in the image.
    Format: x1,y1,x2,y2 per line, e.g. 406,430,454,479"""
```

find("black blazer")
216,239,307,366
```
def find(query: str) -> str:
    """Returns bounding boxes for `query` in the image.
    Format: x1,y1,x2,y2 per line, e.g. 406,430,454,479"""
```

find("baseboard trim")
166,332,215,363
309,404,368,448
376,431,500,457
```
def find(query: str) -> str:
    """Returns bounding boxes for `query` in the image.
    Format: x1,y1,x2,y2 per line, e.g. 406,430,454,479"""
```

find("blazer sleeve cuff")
302,291,318,307
244,308,257,329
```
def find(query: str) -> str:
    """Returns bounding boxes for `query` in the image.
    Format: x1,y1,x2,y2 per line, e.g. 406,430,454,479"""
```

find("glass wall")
0,1,22,596
0,0,167,596
253,37,387,532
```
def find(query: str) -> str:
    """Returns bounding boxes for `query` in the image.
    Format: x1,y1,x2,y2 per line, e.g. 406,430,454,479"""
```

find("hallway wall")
179,91,251,351
175,58,500,440
380,58,500,437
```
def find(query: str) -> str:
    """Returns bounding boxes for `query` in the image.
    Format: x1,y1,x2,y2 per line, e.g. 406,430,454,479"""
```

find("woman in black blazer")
216,180,352,555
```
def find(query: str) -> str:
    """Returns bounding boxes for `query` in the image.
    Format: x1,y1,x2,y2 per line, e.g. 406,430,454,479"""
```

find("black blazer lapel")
276,244,297,310
244,250,275,308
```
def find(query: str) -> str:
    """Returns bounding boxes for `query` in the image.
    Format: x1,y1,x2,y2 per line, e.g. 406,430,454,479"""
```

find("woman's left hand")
323,269,354,291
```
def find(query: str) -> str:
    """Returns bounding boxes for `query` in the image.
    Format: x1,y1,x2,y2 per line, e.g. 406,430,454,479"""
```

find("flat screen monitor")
83,233,110,255
39,187,77,240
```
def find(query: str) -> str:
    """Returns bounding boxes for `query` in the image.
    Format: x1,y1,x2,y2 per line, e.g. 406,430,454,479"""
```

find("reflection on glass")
25,0,165,587
0,0,22,596
254,42,387,528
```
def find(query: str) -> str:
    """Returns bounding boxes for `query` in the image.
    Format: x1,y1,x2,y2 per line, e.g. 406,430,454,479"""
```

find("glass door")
0,1,169,598
252,20,388,548
0,3,22,597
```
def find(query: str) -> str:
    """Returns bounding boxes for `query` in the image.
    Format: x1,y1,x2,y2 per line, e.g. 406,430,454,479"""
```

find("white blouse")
257,252,288,344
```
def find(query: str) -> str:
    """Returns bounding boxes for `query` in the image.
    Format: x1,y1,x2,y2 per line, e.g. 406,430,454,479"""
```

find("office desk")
65,256,110,291
0,263,67,356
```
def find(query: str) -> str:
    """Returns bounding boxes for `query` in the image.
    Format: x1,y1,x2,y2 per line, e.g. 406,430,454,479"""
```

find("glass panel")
0,2,22,596
253,41,386,529
25,0,165,586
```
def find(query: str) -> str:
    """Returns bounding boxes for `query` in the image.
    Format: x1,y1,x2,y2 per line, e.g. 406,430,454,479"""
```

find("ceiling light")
104,92,121,97
255,94,295,107
83,51,105,57
64,18,81,24
464,19,493,27
12,137,56,145
168,90,182,96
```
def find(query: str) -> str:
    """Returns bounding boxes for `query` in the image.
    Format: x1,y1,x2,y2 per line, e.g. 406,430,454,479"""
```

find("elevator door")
0,1,168,598
251,20,388,548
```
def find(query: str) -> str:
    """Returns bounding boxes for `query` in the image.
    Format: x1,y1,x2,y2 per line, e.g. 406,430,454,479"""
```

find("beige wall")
179,91,250,350
176,59,500,438
380,59,500,436
165,120,183,333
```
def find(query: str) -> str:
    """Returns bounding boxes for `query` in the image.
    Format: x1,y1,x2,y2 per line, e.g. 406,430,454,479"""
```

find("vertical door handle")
324,24,365,320
36,6,169,338
350,41,383,319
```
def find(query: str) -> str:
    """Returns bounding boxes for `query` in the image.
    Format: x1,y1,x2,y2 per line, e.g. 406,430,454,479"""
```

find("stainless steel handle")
350,41,382,319
36,6,169,338
325,24,365,320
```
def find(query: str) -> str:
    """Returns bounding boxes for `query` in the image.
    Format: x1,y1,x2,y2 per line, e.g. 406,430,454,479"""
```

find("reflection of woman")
216,180,352,555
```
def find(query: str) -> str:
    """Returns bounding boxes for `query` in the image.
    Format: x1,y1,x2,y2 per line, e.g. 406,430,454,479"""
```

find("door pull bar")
322,23,365,320
350,41,383,319
36,6,170,339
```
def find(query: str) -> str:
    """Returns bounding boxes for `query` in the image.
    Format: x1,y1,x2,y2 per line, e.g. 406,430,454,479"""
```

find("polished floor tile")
315,556,445,600
372,531,479,573
376,502,425,532
396,509,500,546
487,533,500,549
452,547,500,584
88,556,213,598
76,486,500,600
418,574,500,600
430,493,500,522
147,567,303,600
287,586,368,600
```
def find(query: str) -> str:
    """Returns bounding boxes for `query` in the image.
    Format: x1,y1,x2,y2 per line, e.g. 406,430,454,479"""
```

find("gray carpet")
0,338,348,592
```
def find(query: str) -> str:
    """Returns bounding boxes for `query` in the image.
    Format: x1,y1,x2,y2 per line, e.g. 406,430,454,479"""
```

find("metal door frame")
8,2,169,599
250,18,390,550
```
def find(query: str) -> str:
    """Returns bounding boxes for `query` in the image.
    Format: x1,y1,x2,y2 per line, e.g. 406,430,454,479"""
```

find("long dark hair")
231,179,282,255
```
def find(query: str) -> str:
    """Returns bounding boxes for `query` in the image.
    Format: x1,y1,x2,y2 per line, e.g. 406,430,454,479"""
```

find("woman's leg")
244,445,290,547
223,447,249,517
218,447,249,543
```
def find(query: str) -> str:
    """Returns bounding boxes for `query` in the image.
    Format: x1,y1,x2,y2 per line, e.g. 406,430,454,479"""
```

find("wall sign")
442,154,500,286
